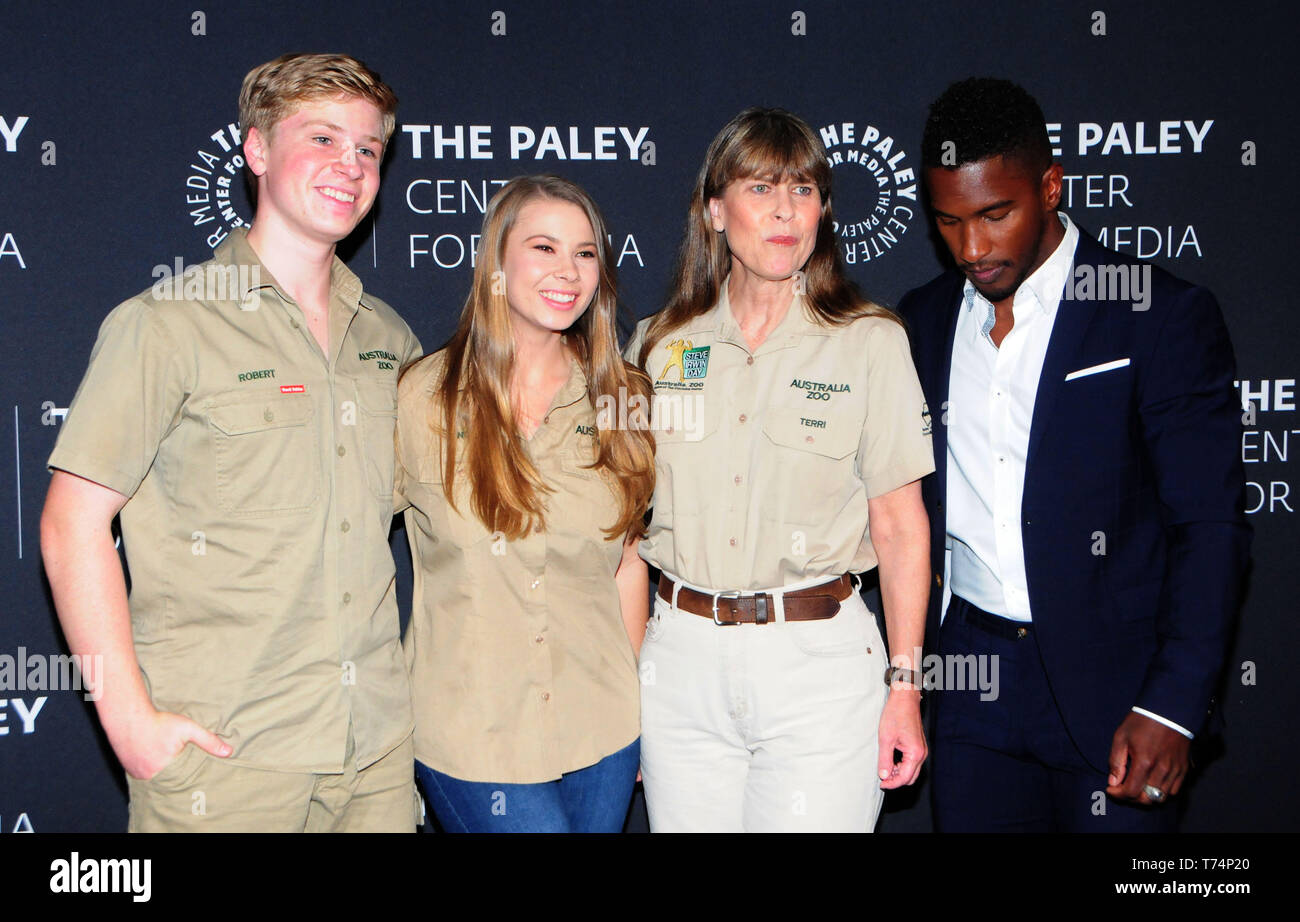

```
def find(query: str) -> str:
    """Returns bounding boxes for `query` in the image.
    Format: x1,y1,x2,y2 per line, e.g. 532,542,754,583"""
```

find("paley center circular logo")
820,120,918,265
181,121,251,250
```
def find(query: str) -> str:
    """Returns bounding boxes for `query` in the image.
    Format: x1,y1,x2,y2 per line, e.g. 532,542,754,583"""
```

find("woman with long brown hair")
396,174,655,832
627,109,934,831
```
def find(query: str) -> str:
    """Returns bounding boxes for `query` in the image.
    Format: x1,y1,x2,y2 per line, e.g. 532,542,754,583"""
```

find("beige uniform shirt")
48,230,422,772
395,352,639,784
625,284,935,591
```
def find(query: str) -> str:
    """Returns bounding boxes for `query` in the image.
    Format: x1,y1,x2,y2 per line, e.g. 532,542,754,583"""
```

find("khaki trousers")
127,730,417,833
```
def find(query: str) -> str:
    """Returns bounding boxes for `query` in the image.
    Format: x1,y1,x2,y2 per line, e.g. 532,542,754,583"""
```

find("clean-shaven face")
709,175,822,285
248,95,386,246
501,197,600,337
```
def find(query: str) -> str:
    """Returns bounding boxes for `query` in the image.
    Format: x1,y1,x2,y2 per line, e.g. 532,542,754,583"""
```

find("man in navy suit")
897,78,1249,832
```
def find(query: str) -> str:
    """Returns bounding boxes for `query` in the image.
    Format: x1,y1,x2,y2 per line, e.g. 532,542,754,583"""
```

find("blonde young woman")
627,109,934,832
395,175,655,832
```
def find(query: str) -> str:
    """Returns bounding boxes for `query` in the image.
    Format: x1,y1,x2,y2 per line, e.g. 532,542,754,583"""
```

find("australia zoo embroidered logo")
658,340,710,381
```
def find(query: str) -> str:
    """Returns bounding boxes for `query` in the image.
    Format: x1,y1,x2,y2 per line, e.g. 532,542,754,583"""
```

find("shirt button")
998,456,1006,463
734,475,742,485
729,537,737,547
738,414,747,423
263,409,274,422
342,592,352,604
530,578,541,589
337,444,346,457
665,426,675,435
805,435,814,443
340,520,350,533
533,524,543,534
541,691,551,702
534,634,544,644
746,356,754,366
290,319,300,329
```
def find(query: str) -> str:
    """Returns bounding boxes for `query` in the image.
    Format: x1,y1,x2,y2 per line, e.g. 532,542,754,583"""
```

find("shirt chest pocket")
649,384,722,522
413,453,495,549
354,379,398,502
557,448,621,542
207,394,320,516
760,408,860,525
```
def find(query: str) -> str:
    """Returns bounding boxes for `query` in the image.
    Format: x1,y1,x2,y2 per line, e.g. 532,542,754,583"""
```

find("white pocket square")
1064,358,1130,381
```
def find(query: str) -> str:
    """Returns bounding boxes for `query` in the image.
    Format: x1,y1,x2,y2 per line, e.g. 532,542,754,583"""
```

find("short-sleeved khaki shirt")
395,351,639,784
47,229,422,772
625,283,935,591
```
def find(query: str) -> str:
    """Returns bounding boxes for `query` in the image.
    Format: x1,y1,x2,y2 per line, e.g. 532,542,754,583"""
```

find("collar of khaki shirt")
671,277,839,357
542,353,590,422
218,228,373,315
441,351,590,446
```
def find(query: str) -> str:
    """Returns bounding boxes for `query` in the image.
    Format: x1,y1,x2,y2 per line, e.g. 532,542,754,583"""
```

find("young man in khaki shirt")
40,53,422,832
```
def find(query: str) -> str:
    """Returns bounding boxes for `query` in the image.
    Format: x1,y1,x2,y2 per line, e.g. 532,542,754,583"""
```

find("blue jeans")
416,739,640,833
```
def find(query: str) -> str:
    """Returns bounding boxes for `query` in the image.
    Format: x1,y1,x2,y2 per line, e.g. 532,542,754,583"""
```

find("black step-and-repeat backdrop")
2,1,1295,833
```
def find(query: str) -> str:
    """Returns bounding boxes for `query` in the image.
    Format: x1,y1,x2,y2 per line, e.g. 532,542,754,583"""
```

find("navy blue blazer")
897,230,1250,769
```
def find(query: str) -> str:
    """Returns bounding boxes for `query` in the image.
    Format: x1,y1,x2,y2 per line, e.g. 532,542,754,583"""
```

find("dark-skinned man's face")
924,155,1064,307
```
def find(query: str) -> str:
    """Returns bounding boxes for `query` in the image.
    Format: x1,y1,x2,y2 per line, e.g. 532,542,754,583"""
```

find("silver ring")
1142,783,1166,803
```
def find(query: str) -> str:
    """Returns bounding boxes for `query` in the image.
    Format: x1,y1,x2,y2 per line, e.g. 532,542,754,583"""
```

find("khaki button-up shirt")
395,352,639,784
626,284,935,591
48,230,422,772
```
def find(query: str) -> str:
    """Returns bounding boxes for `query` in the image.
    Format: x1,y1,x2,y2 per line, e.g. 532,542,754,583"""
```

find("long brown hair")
638,107,900,369
434,175,654,541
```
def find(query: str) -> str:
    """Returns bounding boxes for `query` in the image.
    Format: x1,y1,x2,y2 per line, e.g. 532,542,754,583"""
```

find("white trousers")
639,583,888,832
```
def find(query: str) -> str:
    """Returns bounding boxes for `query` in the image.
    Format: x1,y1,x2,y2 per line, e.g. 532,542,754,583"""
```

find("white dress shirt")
946,213,1077,621
942,212,1191,739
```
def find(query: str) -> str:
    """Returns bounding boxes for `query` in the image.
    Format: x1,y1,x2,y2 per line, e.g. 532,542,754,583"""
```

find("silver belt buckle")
712,590,745,626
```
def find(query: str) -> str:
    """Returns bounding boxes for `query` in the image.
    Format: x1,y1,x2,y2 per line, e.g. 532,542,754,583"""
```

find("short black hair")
921,77,1052,176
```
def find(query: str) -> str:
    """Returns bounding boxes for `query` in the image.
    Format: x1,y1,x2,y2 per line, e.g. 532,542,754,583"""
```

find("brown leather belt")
657,573,853,625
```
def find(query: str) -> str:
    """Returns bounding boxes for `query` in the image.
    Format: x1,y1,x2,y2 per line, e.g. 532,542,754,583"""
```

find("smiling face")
244,94,386,248
925,155,1064,308
708,175,821,288
500,196,600,340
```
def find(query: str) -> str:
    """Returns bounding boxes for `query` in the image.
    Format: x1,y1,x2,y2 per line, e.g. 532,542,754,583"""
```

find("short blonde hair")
239,53,397,143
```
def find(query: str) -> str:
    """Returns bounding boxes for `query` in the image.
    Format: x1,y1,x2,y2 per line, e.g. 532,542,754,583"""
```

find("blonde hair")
432,175,656,541
638,107,900,369
239,53,398,142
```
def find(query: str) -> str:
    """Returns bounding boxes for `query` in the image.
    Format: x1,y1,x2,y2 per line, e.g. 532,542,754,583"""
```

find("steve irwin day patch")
682,345,710,379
